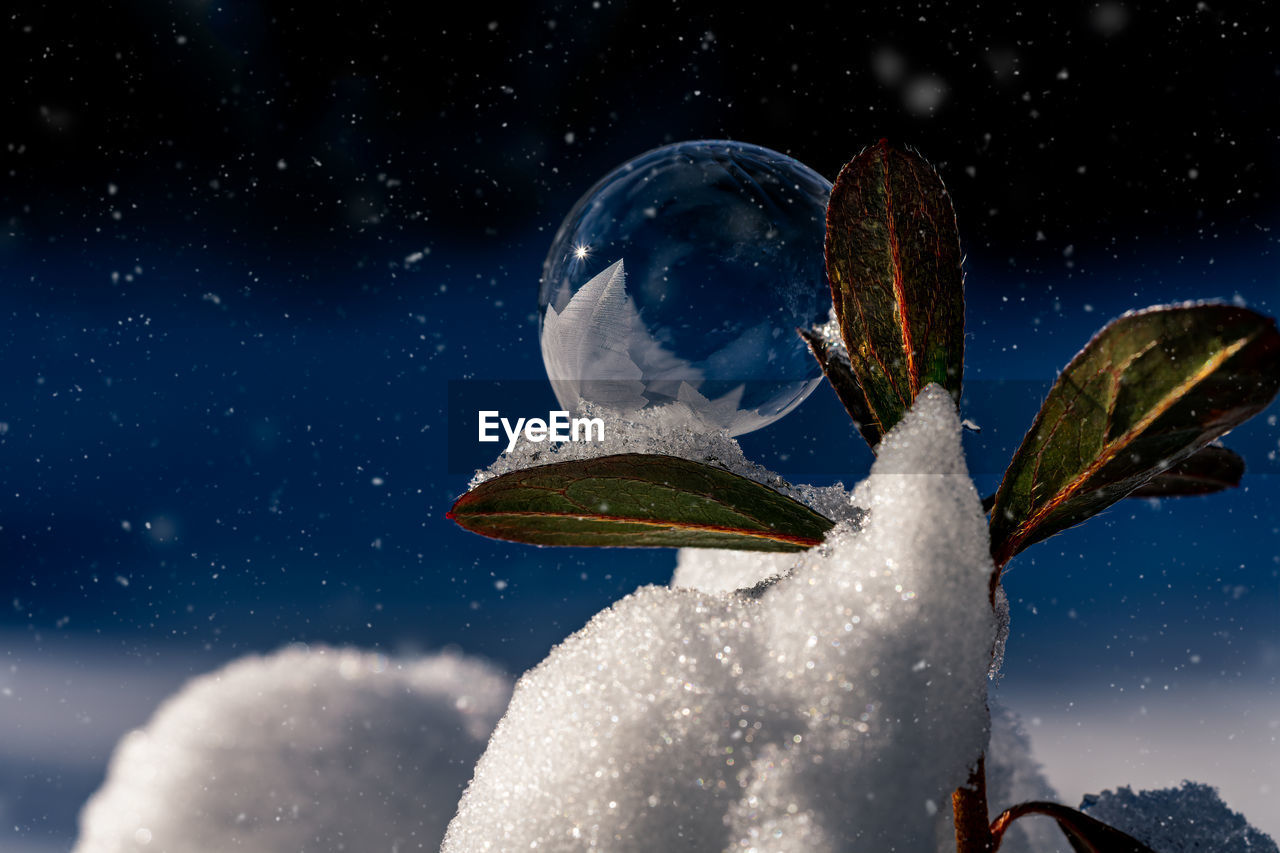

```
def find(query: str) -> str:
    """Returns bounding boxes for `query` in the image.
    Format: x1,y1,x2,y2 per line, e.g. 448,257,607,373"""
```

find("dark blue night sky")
3,2,1278,848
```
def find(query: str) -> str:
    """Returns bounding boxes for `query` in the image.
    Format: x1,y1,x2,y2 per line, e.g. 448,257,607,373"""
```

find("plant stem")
953,756,994,853
989,800,1160,853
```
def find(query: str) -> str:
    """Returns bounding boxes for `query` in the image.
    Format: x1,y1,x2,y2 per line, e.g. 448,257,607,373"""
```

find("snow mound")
671,548,799,594
74,645,512,853
1081,781,1278,853
445,385,996,852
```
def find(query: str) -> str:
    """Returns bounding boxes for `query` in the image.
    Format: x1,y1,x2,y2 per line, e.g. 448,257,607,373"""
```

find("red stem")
952,756,994,852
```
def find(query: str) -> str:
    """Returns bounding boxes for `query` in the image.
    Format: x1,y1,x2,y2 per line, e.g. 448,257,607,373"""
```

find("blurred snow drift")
74,645,512,853
445,385,998,851
1082,781,1278,853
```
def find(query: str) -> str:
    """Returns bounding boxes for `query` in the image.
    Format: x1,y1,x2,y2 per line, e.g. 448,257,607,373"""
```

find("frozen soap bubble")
540,140,832,436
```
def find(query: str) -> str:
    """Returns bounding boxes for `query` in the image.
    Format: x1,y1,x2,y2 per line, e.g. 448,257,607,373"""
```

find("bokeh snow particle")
905,75,949,116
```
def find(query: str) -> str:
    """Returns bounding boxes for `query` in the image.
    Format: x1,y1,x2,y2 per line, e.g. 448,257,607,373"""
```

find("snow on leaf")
467,404,862,527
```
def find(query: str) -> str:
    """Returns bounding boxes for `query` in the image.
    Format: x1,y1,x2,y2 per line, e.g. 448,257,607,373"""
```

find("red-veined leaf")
448,454,834,551
824,139,965,435
1128,444,1244,497
989,304,1280,572
798,326,882,449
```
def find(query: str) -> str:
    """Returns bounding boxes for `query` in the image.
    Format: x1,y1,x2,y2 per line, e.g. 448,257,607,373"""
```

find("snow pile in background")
470,398,861,525
74,646,512,853
1081,782,1278,853
445,385,996,852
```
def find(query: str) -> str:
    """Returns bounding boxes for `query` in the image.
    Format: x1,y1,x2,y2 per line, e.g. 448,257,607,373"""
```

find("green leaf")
989,304,1280,570
448,454,835,551
991,801,1157,853
798,326,882,449
984,445,1244,512
825,139,965,436
1128,444,1244,497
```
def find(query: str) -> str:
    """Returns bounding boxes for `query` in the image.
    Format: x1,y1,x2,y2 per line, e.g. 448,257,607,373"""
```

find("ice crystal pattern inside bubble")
540,140,832,436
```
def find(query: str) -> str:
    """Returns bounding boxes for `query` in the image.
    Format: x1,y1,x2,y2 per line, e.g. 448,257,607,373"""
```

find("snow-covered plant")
448,140,1280,851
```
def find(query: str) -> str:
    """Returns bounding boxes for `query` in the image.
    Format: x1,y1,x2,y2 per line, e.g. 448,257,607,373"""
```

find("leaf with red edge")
825,139,965,436
448,454,835,551
798,326,882,449
988,303,1280,572
982,445,1246,511
1129,444,1244,497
